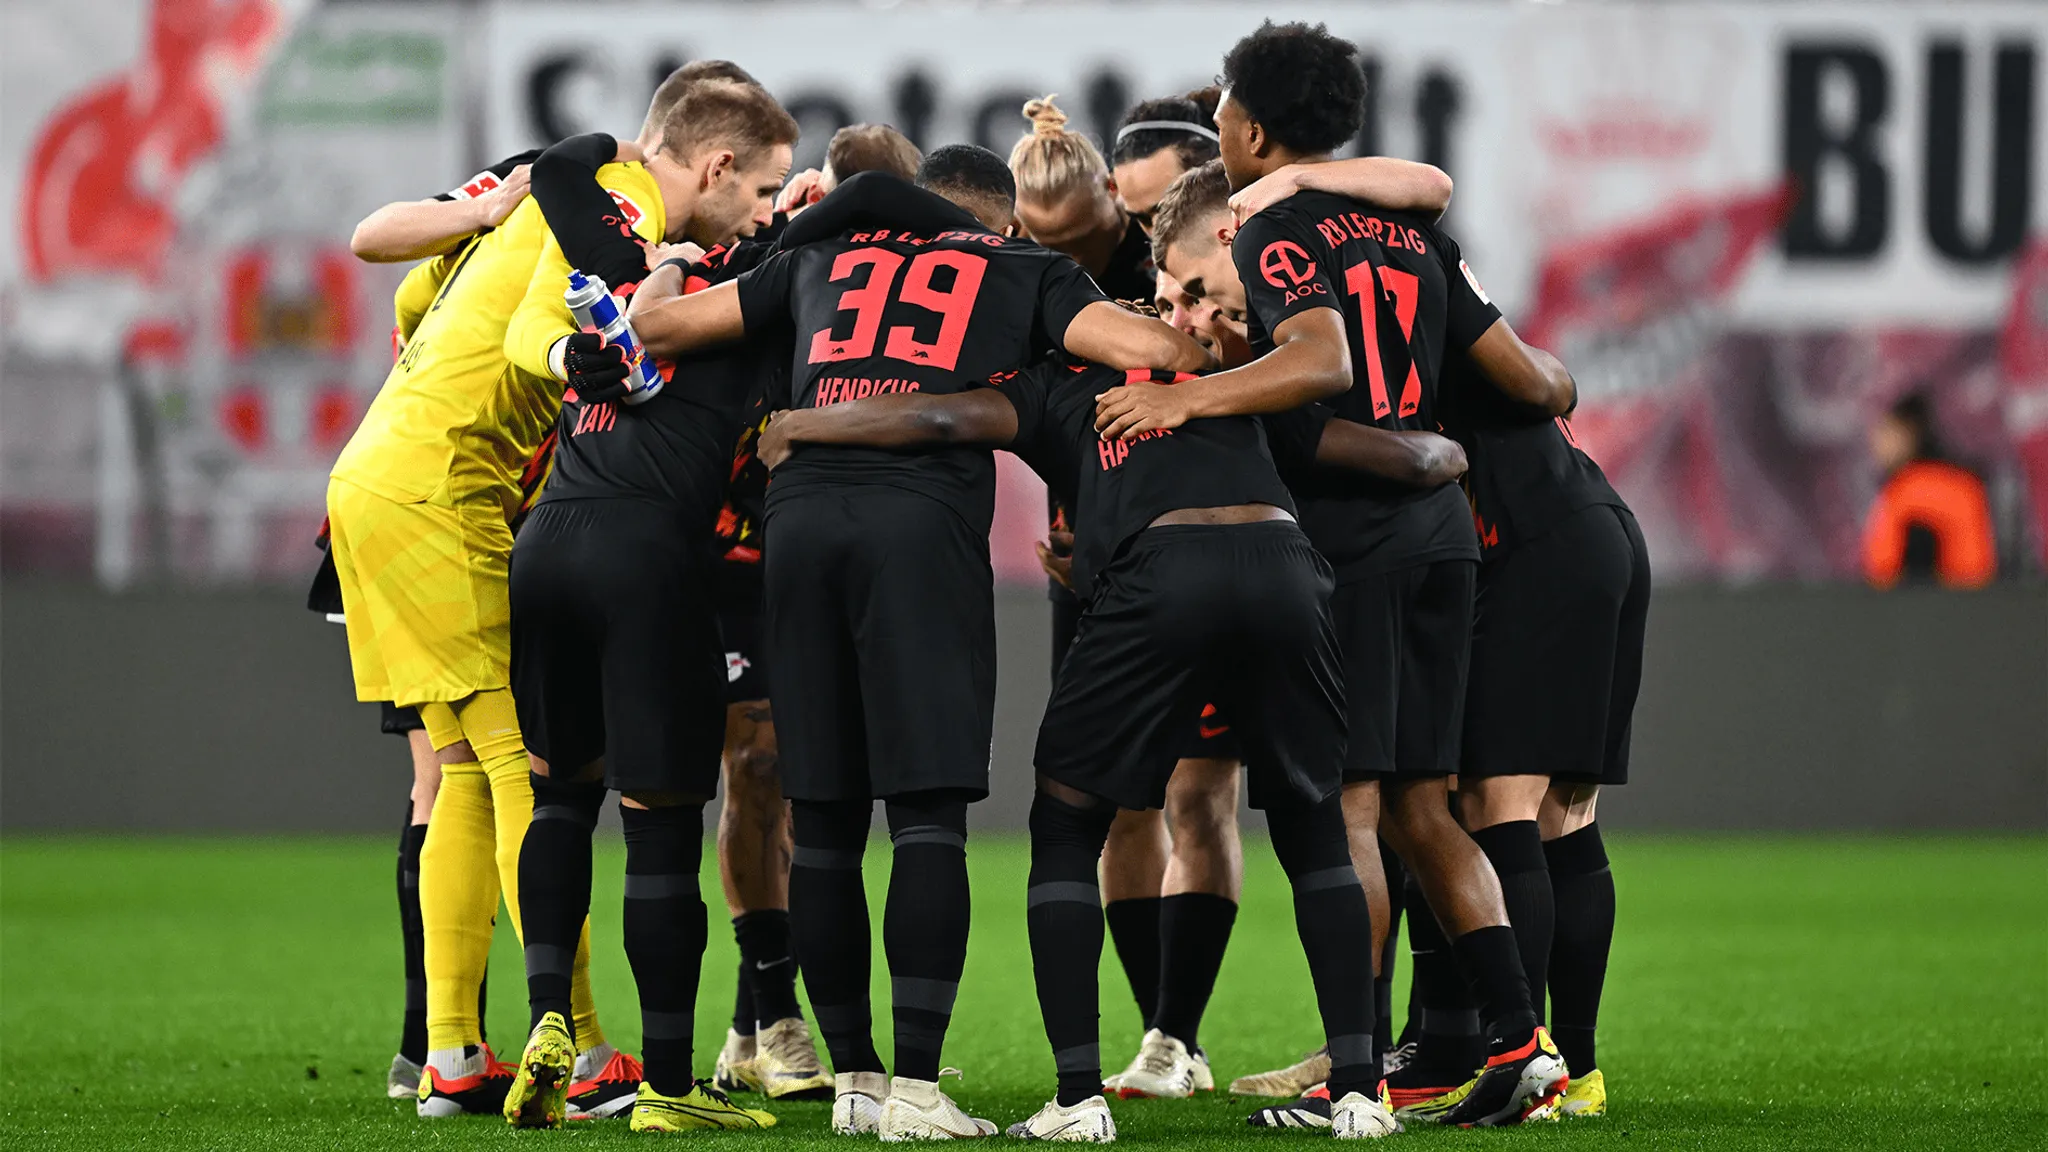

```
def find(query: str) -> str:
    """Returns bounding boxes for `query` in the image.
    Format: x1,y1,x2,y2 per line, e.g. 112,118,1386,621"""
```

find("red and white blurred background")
4,0,2044,588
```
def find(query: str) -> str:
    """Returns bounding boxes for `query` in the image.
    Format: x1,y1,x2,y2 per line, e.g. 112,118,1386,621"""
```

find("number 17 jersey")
1237,191,1486,582
737,181,1106,535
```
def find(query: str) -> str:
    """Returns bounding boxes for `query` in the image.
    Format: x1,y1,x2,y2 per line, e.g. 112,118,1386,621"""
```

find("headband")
1115,120,1221,144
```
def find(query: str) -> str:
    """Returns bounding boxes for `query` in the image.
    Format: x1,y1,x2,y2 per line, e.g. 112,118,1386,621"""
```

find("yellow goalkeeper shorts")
326,476,515,707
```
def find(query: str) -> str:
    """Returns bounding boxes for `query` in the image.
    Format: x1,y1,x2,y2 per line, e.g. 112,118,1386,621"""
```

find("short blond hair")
1007,95,1108,202
659,80,800,169
1150,159,1232,265
827,123,921,183
642,60,760,140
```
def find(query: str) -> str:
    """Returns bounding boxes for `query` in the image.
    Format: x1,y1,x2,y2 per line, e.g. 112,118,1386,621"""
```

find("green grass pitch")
3,833,2043,1150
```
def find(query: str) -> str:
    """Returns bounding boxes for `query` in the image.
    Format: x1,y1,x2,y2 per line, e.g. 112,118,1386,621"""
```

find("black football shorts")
1050,584,1082,679
380,701,424,738
763,488,997,803
1035,522,1344,811
1462,505,1649,786
1334,558,1477,782
716,563,770,705
509,500,726,797
1176,702,1244,763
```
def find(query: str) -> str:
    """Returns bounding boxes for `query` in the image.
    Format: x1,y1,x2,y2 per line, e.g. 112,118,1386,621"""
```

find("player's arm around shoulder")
1059,301,1217,376
1435,231,1575,419
1229,158,1453,225
350,156,534,262
1463,319,1576,419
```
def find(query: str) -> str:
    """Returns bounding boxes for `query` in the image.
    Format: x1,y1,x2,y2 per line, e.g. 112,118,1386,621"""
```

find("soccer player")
1134,157,1466,1114
1109,88,1222,236
768,122,925,219
752,345,1460,1141
627,154,1212,1138
1010,96,1156,301
325,64,739,1120
1006,94,1241,1100
1100,22,1570,1126
322,149,568,1104
1233,151,1644,1121
707,123,924,1104
495,84,799,1133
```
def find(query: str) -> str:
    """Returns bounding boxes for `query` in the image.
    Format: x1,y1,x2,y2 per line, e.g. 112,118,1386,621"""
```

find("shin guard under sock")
621,804,709,1096
1150,893,1236,1051
1403,872,1481,1078
1103,897,1164,1025
1545,823,1614,1075
1026,790,1118,1108
1470,820,1553,1024
790,800,882,1074
1267,796,1377,1102
398,812,429,1064
884,796,972,1084
519,773,603,1036
735,909,802,1027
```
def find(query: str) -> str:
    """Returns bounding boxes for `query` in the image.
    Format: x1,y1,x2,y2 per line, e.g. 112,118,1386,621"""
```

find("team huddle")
317,19,1648,1142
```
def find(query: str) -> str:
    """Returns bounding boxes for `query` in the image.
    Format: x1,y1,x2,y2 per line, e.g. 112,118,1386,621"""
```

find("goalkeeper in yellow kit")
326,67,784,1120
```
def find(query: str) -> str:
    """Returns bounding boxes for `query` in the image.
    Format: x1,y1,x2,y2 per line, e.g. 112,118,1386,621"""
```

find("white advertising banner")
480,0,2045,328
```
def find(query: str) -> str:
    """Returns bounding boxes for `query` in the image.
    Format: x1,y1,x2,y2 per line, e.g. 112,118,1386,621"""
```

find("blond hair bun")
1024,95,1069,135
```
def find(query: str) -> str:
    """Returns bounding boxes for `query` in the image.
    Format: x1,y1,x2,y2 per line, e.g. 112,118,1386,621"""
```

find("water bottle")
563,270,664,405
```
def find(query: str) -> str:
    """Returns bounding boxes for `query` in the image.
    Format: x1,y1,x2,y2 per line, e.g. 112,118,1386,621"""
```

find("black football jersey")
1235,190,1485,579
1437,350,1628,561
737,173,1107,533
540,240,778,539
995,362,1296,599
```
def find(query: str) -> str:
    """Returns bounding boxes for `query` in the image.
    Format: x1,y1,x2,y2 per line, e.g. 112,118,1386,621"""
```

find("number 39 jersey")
737,182,1107,535
1237,191,1493,581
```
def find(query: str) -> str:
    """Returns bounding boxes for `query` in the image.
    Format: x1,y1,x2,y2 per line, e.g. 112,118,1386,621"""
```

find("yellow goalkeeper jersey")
391,253,454,344
332,162,665,508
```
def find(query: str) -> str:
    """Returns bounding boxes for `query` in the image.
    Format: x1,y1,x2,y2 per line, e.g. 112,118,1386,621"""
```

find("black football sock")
1545,823,1615,1076
518,773,603,1039
1470,820,1554,1023
731,957,756,1037
1149,893,1236,1051
1376,840,1406,1056
1103,897,1165,1025
883,793,972,1084
397,810,429,1065
1451,925,1540,1054
790,800,883,1075
735,909,802,1028
1403,871,1481,1077
1267,795,1377,1103
1025,788,1118,1107
621,803,709,1096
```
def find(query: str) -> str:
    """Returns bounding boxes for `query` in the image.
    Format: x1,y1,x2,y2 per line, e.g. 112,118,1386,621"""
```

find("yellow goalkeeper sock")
420,761,499,1052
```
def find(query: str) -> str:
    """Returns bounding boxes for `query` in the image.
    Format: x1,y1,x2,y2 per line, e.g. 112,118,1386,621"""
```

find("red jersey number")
1342,260,1423,419
807,248,989,372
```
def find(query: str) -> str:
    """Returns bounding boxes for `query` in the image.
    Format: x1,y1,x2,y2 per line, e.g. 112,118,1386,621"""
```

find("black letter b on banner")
1783,44,1891,259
